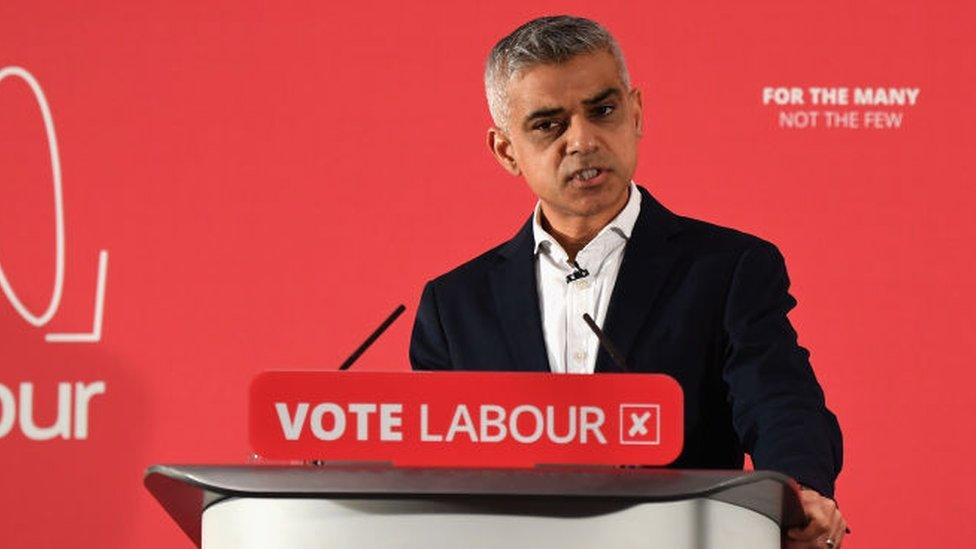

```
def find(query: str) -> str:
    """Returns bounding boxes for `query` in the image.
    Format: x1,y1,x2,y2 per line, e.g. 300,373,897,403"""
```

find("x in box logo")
619,404,660,445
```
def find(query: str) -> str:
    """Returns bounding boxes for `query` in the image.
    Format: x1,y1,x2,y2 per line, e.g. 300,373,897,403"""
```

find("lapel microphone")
565,259,590,283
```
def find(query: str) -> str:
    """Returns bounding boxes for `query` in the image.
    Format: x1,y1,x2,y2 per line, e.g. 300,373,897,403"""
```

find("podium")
145,464,805,548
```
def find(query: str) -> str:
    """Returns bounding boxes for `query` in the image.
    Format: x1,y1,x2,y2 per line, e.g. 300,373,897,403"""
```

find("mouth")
567,167,610,187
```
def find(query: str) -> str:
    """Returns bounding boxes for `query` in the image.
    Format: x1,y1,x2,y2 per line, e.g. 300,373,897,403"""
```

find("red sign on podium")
249,371,684,467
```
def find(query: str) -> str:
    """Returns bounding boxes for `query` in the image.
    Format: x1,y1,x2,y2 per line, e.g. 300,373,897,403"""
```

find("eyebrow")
524,106,565,125
583,87,621,106
522,87,623,126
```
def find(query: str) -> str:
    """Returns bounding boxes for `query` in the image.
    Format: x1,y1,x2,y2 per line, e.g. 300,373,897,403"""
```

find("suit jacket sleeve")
722,242,843,498
410,281,453,371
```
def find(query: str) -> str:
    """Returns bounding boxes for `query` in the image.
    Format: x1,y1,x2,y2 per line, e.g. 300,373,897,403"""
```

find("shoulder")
667,216,793,305
421,212,534,294
656,211,791,287
636,185,780,259
426,242,509,290
670,214,779,257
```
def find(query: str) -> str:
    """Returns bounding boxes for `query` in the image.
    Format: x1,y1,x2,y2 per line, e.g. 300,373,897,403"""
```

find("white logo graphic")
619,404,660,445
0,381,105,440
627,411,650,437
0,66,109,343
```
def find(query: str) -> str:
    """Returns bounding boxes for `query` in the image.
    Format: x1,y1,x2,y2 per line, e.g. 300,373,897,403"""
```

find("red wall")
2,1,973,546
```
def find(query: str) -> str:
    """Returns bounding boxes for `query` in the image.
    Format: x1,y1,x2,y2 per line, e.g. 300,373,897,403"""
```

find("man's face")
488,49,642,224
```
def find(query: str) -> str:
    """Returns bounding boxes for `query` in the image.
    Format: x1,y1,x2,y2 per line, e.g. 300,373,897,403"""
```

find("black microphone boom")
338,304,407,371
581,313,630,372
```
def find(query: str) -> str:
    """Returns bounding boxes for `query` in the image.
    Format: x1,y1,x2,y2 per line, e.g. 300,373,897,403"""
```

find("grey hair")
484,15,631,131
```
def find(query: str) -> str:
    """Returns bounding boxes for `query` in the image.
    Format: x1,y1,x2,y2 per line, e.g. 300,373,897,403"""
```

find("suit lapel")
490,217,550,372
595,186,684,373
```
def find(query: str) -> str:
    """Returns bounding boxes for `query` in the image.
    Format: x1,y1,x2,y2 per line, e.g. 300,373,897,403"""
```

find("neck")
539,218,598,261
540,190,630,262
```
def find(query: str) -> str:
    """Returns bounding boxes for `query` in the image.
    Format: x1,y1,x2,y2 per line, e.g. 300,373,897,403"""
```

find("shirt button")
573,350,587,362
577,279,591,289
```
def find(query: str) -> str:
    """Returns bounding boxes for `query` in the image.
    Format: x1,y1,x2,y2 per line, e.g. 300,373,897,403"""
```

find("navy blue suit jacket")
410,185,843,497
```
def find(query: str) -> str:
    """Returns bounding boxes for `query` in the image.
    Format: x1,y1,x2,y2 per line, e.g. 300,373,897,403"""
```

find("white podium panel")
203,497,780,549
145,465,804,548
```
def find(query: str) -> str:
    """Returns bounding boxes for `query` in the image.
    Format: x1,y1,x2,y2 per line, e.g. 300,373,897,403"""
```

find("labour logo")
0,66,109,343
619,404,660,445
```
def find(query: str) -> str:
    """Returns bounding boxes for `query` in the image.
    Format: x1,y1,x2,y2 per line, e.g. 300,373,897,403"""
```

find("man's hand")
785,486,848,548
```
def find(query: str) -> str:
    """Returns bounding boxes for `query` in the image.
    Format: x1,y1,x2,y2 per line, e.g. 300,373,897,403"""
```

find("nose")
564,116,599,156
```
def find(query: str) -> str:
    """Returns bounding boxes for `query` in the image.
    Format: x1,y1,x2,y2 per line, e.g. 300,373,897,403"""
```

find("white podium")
145,465,804,549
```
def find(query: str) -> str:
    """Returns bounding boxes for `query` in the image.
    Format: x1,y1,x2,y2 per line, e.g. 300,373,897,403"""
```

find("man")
410,15,846,548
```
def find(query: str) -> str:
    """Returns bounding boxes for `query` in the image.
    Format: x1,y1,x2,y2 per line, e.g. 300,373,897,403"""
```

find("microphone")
337,304,407,371
307,304,406,466
581,313,630,373
565,260,590,283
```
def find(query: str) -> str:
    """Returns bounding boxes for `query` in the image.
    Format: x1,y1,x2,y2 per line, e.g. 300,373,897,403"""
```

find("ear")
630,87,644,138
487,126,521,176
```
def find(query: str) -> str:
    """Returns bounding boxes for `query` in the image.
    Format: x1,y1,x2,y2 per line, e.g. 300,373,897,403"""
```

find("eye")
593,104,616,117
533,120,563,133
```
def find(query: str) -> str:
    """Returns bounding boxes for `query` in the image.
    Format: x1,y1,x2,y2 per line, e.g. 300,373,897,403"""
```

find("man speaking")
410,15,846,548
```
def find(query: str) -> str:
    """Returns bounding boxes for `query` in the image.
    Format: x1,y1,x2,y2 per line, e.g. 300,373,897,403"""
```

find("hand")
785,486,848,548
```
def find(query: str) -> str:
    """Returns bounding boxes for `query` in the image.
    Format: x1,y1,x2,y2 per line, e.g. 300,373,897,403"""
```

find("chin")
567,195,620,218
546,179,628,218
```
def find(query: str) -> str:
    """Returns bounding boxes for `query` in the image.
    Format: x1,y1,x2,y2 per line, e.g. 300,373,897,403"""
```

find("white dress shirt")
532,181,642,374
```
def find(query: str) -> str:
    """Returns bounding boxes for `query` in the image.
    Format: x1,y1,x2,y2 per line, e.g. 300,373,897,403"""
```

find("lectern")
145,464,804,549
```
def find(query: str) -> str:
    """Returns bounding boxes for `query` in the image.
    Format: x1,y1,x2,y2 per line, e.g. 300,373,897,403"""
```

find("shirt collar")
532,180,642,256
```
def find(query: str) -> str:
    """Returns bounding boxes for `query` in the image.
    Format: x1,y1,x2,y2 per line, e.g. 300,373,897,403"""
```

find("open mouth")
569,167,608,184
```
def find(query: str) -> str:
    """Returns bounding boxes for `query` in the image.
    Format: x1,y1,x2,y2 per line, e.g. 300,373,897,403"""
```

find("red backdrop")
2,1,974,547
